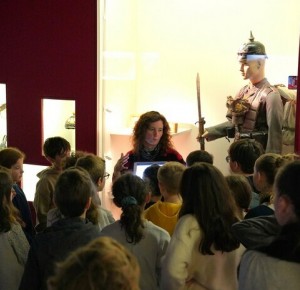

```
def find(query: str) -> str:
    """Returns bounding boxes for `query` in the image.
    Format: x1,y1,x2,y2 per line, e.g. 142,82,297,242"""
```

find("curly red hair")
131,111,173,154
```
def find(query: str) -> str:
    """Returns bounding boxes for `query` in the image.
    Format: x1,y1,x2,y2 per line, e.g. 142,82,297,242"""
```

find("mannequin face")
143,120,164,149
239,58,263,84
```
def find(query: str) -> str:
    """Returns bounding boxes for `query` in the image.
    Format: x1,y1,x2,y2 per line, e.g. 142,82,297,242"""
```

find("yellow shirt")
143,201,181,236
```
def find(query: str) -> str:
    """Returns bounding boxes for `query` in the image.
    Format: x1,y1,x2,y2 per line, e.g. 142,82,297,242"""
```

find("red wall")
295,36,300,154
0,0,97,165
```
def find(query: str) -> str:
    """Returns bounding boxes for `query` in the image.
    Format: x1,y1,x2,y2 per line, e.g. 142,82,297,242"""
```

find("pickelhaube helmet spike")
237,31,267,61
249,31,254,42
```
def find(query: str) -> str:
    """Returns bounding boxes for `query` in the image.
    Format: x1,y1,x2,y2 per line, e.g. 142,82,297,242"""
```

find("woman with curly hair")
113,111,185,181
100,173,170,290
0,166,29,290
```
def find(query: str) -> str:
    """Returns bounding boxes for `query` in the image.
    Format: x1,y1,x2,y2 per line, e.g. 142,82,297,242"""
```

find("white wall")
43,99,76,152
23,164,47,201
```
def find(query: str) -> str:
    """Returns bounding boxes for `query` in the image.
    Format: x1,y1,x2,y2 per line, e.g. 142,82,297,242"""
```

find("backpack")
275,85,297,146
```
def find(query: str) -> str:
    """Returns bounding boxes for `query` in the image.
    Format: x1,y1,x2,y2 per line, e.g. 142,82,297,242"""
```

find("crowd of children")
1,112,300,290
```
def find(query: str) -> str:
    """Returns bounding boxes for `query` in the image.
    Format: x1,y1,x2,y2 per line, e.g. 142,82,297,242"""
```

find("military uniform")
205,32,283,154
206,78,283,153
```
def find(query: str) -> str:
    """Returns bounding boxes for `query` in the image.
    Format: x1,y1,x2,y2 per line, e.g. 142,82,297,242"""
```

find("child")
245,153,289,219
144,161,186,235
0,167,29,290
47,154,115,229
161,163,244,290
48,237,140,290
226,174,252,219
227,138,264,208
76,154,115,227
33,136,71,232
20,168,101,290
100,173,170,290
186,149,213,166
143,164,162,209
238,161,300,290
63,150,88,169
232,153,292,249
0,147,35,242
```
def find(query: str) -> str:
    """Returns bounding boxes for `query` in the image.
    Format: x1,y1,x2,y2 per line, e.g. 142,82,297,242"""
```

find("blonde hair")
157,161,186,194
282,153,300,162
76,154,106,184
48,237,140,290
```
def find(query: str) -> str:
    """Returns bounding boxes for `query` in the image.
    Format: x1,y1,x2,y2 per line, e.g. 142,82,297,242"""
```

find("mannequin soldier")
202,32,283,154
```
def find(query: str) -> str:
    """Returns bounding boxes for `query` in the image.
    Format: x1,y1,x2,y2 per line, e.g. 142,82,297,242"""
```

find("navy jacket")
19,217,101,290
12,184,35,243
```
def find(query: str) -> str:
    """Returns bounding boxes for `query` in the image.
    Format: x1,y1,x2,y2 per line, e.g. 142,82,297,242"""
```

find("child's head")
180,163,239,254
228,139,264,174
142,164,161,199
54,167,96,218
75,154,107,225
43,137,71,167
75,154,106,191
64,150,88,170
274,161,300,225
113,173,148,209
225,174,252,218
48,237,140,290
253,153,289,192
157,161,185,196
0,147,25,183
112,173,148,244
186,150,213,166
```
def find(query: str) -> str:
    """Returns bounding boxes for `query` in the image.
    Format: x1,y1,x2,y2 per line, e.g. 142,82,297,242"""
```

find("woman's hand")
112,153,129,182
114,153,129,171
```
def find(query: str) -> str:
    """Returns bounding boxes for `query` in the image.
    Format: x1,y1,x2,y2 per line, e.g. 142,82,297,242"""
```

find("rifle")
196,73,206,150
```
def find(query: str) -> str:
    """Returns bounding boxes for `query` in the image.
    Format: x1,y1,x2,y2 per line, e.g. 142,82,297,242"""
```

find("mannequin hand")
197,130,210,142
202,130,208,138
